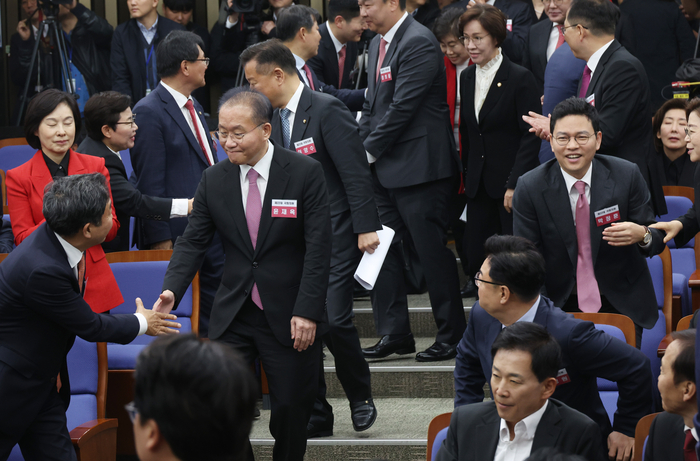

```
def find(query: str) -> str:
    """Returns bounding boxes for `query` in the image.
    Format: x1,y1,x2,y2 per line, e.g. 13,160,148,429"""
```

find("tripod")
15,4,75,125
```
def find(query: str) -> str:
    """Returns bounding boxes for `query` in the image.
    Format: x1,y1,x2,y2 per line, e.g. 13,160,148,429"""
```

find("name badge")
294,137,317,156
595,205,620,227
380,66,392,83
506,19,513,32
271,199,297,218
556,368,571,386
585,93,595,107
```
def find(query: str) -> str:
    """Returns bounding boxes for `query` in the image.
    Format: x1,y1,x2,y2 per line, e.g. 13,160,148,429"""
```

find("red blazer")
6,150,124,313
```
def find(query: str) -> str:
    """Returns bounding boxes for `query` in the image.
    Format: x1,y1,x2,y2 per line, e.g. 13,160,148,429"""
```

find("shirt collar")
160,80,191,109
326,21,344,53
104,144,123,160
54,232,84,271
685,426,699,442
560,161,594,195
42,150,70,178
293,53,306,72
586,39,614,75
382,11,409,44
505,296,541,328
499,400,549,443
284,82,305,114
137,15,159,34
239,140,274,182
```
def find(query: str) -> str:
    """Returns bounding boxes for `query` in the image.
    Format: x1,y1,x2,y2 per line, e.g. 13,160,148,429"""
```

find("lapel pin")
497,82,502,87
303,119,307,123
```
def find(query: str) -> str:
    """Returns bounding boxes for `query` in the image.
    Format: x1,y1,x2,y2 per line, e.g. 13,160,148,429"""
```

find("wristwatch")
640,226,652,246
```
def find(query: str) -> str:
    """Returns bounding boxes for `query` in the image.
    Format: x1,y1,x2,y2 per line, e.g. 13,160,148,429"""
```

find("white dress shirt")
546,23,561,62
160,81,216,167
474,48,503,122
502,296,541,329
326,21,345,56
586,39,615,77
240,140,274,212
294,53,313,88
494,400,549,461
282,81,305,139
560,165,593,225
55,233,147,335
137,16,159,45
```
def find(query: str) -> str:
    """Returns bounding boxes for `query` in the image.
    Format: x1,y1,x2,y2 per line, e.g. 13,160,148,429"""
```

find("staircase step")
352,302,473,339
250,397,454,461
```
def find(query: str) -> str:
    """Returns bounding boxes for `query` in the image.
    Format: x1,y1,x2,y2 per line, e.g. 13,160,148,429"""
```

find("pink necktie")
185,100,212,166
303,64,315,91
246,169,263,310
574,181,601,313
376,38,388,82
338,46,346,88
556,25,565,49
579,65,592,99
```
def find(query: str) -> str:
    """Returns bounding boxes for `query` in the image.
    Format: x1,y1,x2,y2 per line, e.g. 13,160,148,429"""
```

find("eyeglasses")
685,127,697,137
553,133,595,146
561,23,588,34
124,401,138,423
458,34,490,46
473,271,503,288
541,0,565,5
216,123,264,142
115,115,137,128
193,57,210,66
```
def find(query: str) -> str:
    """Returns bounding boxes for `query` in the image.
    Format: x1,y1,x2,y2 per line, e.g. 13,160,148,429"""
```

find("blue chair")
427,412,452,461
0,144,36,173
8,338,118,461
634,413,660,461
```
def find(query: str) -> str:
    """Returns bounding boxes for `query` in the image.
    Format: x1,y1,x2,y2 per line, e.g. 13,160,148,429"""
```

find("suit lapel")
254,146,290,257
478,56,511,125
66,150,90,175
291,88,312,142
531,401,562,453
222,161,254,256
28,151,53,199
321,25,339,86
543,165,578,268
588,159,613,267
462,68,478,128
587,40,621,98
271,109,284,146
368,37,381,105
158,86,211,167
128,20,148,85
535,23,551,72
476,406,500,459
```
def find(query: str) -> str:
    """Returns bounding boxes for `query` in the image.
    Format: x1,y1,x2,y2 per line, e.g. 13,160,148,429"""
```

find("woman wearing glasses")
6,89,123,313
458,4,541,295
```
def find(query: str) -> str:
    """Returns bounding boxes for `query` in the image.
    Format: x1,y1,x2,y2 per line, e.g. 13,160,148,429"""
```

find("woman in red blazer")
7,89,123,313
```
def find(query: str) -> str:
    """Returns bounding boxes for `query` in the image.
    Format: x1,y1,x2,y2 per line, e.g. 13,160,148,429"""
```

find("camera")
227,0,263,14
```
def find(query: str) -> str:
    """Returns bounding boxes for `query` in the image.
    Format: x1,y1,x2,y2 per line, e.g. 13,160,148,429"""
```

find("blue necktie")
280,108,291,149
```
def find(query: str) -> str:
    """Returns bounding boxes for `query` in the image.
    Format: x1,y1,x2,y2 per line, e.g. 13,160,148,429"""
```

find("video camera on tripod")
225,0,267,33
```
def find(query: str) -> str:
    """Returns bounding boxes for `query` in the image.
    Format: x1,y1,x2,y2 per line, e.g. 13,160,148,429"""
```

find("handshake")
134,296,181,336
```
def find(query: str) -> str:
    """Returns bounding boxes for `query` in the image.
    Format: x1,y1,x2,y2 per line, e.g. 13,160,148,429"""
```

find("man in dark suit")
441,322,605,461
79,91,193,253
359,0,465,361
111,0,184,106
0,173,179,460
153,88,331,461
307,0,365,90
130,31,224,337
241,40,380,438
513,98,665,343
454,234,652,461
646,329,698,461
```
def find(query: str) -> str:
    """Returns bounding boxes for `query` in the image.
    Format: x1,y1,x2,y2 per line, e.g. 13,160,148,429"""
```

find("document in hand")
354,225,395,290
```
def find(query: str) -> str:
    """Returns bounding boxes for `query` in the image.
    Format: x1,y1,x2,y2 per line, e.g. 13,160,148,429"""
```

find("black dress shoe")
350,398,377,432
460,279,478,299
415,342,458,362
307,414,334,438
362,334,416,359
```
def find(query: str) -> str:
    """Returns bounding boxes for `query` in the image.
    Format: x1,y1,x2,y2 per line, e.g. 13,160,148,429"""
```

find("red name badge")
271,199,297,218
294,137,317,156
506,19,513,32
556,368,571,386
595,205,621,227
379,66,392,83
585,93,595,107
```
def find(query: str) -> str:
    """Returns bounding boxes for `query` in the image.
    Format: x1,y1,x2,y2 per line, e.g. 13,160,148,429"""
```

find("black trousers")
370,170,466,345
218,299,320,461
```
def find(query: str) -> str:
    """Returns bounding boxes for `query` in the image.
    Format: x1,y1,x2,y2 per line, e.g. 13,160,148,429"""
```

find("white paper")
354,225,395,290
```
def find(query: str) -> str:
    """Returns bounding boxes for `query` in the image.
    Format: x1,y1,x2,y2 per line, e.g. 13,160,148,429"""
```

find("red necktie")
685,429,697,461
338,46,346,88
579,65,592,99
303,64,316,91
77,253,86,295
574,181,601,312
556,24,565,49
376,38,388,82
246,169,263,310
185,99,212,166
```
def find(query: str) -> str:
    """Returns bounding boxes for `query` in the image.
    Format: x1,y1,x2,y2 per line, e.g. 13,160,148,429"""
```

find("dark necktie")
574,181,601,312
185,99,212,166
338,46,346,88
579,65,592,99
246,169,263,310
280,108,292,149
685,429,697,461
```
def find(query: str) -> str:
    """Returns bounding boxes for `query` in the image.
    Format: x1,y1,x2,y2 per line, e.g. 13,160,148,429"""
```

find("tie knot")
247,168,259,184
185,99,194,110
574,180,586,195
280,108,291,119
583,65,592,77
339,46,346,57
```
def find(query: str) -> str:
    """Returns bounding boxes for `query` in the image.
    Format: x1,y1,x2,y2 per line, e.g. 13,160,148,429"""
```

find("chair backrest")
677,315,693,331
0,138,29,149
633,413,660,461
426,412,452,461
659,195,695,249
0,145,36,173
663,186,695,203
572,313,636,347
646,247,675,335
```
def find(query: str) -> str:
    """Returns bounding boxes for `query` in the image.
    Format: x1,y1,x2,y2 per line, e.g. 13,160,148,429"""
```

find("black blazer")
162,144,332,345
513,155,665,329
307,22,358,90
77,137,173,252
644,412,685,461
412,0,441,30
522,18,555,95
0,223,140,440
436,399,606,461
460,54,541,199
360,14,458,189
674,167,700,247
271,86,380,233
110,16,185,105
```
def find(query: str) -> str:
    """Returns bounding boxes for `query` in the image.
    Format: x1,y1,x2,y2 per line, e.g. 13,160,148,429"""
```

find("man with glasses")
453,233,652,461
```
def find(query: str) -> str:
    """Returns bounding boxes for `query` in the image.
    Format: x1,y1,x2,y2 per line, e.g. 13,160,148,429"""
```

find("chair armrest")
70,418,118,461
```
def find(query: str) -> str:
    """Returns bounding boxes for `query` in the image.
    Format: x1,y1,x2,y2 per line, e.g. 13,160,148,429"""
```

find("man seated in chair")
646,329,698,461
438,322,605,461
130,334,258,461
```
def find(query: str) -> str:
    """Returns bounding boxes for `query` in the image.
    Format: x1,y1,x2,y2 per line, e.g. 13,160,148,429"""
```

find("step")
250,397,454,461
352,302,473,338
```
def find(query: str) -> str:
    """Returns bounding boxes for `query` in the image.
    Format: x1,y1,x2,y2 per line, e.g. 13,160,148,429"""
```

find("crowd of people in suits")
7,0,700,459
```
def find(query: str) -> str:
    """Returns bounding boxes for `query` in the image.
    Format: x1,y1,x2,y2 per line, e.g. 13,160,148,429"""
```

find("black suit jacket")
307,22,358,90
162,143,331,345
77,136,173,252
0,223,140,440
522,19,555,94
513,155,665,329
436,399,605,461
110,16,185,105
460,54,541,199
360,14,458,189
674,167,700,247
644,412,685,461
271,85,380,233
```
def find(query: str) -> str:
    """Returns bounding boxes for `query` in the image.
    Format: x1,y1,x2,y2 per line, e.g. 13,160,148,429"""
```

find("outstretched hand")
153,290,175,315
135,297,180,336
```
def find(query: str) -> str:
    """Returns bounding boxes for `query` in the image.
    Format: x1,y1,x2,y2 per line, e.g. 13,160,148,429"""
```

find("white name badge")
506,19,513,32
585,93,595,107
380,66,392,83
271,199,298,218
594,205,620,227
294,137,317,156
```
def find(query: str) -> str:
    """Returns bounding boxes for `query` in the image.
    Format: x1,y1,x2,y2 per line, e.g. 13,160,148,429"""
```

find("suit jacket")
644,412,685,461
454,297,653,439
578,39,666,216
436,399,605,461
522,18,555,94
412,0,441,30
307,22,359,90
130,83,219,248
360,14,458,189
299,65,366,112
271,85,380,233
110,16,185,105
659,149,697,188
675,166,700,247
460,54,541,198
6,150,123,313
512,155,664,328
162,143,331,345
0,222,139,440
77,137,173,252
